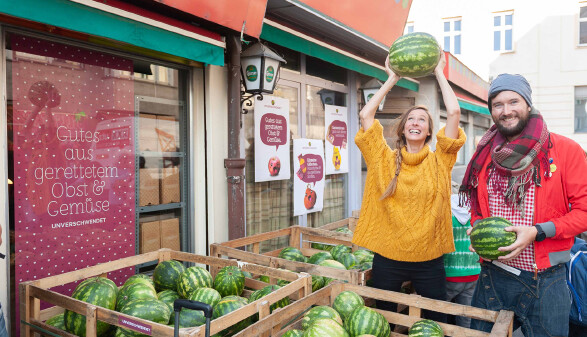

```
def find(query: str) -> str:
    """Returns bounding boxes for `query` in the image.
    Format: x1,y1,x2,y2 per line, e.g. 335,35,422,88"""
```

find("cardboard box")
161,167,180,204
138,113,159,152
139,168,160,206
156,115,179,152
160,217,180,251
139,220,161,253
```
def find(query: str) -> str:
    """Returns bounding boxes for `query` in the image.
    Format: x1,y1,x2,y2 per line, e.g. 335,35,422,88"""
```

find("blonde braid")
380,137,404,200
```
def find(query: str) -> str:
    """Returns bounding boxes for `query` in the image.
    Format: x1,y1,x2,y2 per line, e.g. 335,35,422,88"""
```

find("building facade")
407,0,587,149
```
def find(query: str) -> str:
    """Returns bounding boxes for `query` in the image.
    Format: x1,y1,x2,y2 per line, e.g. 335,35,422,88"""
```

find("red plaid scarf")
460,108,550,216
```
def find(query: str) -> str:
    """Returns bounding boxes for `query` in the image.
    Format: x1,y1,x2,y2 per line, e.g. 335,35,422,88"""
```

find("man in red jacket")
460,73,587,336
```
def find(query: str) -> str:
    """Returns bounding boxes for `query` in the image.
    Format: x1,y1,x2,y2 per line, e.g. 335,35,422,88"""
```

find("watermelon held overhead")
388,32,442,78
470,217,517,260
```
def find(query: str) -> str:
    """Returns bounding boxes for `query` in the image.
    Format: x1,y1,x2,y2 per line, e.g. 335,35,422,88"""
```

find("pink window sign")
11,34,136,333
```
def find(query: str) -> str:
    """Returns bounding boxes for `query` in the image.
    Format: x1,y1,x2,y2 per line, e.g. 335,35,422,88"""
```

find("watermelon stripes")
388,32,441,78
470,217,516,260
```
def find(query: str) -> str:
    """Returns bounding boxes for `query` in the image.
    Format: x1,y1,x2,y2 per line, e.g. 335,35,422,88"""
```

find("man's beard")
494,114,529,138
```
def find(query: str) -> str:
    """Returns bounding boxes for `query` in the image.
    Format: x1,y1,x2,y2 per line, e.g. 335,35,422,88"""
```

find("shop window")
243,83,299,252
404,22,415,35
306,55,347,85
306,85,346,227
575,86,587,133
5,32,191,324
267,42,301,73
493,11,513,52
443,17,462,55
580,5,587,45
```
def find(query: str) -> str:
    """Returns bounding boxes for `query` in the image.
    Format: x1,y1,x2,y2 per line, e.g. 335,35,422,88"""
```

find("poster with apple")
293,139,325,216
324,105,348,174
255,96,290,182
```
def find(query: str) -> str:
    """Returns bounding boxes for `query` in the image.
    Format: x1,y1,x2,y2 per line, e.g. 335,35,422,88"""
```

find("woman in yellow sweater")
353,54,465,323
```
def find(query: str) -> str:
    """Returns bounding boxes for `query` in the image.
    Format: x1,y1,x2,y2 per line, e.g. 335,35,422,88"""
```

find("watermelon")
388,32,442,78
64,277,118,337
283,329,303,337
344,306,390,337
249,285,290,312
311,275,325,292
319,259,347,285
190,287,222,307
45,313,66,330
334,227,353,235
117,298,171,337
352,250,374,264
311,242,334,251
177,266,213,298
301,306,343,330
213,266,245,297
308,251,333,265
277,279,291,287
408,319,443,337
470,217,517,260
333,291,365,321
278,247,308,263
212,295,251,334
330,245,352,261
123,274,154,289
358,261,373,271
259,275,270,283
338,253,358,270
116,282,158,311
157,289,180,323
153,260,186,292
303,318,349,337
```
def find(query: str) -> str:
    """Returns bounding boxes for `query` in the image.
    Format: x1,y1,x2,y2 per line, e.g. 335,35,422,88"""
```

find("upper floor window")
580,5,587,45
493,11,513,52
575,86,587,133
443,18,462,55
404,22,414,35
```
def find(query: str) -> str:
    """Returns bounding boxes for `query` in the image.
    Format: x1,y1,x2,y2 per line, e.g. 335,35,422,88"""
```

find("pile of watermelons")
43,261,288,337
281,290,443,337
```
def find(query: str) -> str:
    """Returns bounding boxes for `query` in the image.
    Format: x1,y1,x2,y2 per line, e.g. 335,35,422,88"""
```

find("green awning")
458,99,490,115
261,23,418,92
0,0,225,66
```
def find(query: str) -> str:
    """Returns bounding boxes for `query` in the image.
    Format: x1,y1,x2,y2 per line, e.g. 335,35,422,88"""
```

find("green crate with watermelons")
210,222,375,289
20,249,311,337
231,282,515,337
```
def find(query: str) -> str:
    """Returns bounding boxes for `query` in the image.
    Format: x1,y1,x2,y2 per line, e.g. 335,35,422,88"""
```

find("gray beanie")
488,74,532,111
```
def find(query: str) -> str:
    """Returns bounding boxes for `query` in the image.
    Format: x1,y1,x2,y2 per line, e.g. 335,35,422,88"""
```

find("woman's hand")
385,57,400,83
359,58,400,131
434,52,446,77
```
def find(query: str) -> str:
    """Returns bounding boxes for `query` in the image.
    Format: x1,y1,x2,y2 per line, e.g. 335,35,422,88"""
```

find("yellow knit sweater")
353,120,466,262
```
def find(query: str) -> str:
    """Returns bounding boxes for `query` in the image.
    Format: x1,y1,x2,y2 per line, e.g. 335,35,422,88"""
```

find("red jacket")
471,133,587,269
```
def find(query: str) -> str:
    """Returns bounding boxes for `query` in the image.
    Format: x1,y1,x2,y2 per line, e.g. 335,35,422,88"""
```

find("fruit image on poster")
254,96,291,182
324,105,348,174
293,139,325,216
10,34,135,333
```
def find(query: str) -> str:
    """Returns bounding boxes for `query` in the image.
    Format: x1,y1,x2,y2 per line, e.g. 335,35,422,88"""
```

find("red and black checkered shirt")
487,168,542,272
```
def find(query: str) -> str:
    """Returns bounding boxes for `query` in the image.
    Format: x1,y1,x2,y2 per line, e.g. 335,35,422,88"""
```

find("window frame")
493,11,514,52
404,22,415,35
579,4,587,46
442,17,462,55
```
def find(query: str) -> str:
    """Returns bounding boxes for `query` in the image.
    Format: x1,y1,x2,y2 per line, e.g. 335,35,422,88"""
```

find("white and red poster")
254,96,290,182
11,34,136,324
293,139,325,216
324,105,349,174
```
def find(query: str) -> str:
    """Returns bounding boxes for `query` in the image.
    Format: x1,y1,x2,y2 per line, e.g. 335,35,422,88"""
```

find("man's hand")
496,226,538,261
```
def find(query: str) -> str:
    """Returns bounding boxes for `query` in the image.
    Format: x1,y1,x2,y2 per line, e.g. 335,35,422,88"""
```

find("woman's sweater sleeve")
435,126,466,170
355,120,388,168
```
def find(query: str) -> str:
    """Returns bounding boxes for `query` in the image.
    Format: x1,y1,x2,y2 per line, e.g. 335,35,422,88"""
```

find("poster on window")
11,34,136,327
254,96,291,182
293,139,325,216
324,105,348,174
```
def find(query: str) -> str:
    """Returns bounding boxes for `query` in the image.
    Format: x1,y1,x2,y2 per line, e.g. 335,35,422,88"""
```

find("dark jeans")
471,262,571,337
372,253,447,323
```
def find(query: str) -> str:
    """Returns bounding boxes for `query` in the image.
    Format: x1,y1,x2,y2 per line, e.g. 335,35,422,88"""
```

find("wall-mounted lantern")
361,78,386,111
240,42,286,113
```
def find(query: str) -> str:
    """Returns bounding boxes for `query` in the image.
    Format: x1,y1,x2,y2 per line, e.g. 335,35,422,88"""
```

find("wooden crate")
233,283,515,337
315,216,358,232
210,225,372,286
20,249,312,337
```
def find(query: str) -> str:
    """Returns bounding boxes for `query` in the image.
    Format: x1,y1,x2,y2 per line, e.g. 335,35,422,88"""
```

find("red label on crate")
119,317,153,335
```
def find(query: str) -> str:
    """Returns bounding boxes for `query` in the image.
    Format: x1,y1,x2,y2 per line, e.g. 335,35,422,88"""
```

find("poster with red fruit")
324,105,348,174
254,96,291,182
10,34,135,331
293,139,325,216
